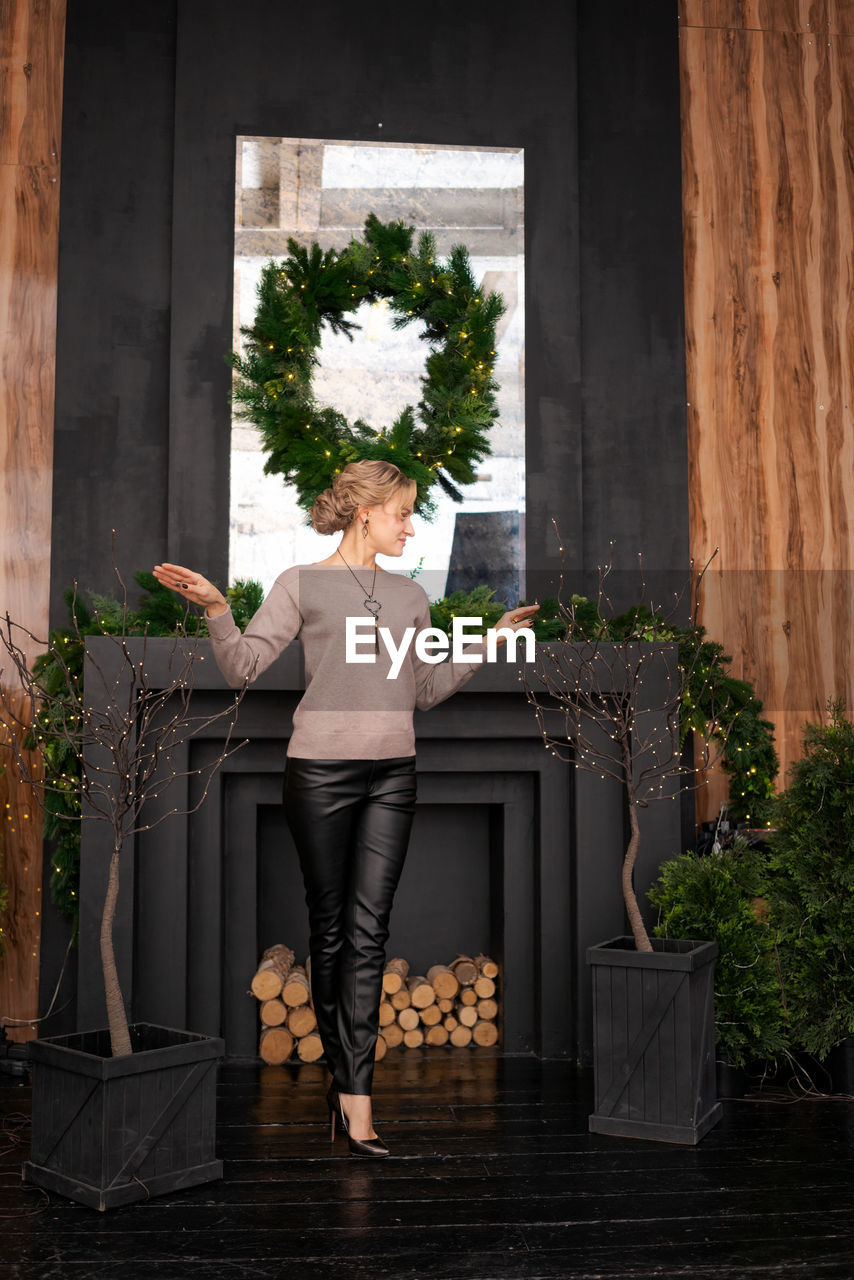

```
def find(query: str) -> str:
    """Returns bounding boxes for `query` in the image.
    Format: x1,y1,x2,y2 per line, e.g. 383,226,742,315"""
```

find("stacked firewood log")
250,944,500,1064
378,955,500,1050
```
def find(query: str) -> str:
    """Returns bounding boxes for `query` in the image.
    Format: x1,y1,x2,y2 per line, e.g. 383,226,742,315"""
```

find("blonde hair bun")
309,460,416,535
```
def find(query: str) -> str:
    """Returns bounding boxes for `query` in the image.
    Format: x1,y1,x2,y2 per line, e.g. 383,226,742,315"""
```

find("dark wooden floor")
2,1051,854,1279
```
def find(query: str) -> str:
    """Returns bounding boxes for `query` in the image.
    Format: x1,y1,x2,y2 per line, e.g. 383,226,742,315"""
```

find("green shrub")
647,840,789,1068
764,699,854,1059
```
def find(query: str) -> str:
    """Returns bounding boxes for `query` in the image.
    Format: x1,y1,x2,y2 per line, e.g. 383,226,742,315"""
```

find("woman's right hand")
152,563,228,617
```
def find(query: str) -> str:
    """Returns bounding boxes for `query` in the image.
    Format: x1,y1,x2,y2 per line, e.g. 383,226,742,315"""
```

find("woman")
153,459,538,1158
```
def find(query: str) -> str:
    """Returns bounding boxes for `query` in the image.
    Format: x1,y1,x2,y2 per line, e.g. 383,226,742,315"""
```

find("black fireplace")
75,637,681,1063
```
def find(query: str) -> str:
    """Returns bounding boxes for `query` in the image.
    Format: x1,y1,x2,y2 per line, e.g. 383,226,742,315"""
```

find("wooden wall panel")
680,0,854,34
681,11,854,814
0,0,66,1042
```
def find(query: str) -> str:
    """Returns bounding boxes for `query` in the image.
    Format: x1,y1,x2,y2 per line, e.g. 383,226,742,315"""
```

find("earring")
362,520,369,539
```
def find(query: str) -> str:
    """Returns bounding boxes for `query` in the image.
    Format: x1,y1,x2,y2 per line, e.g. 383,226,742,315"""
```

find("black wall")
43,0,689,1048
577,1,688,579
51,0,686,615
52,4,177,621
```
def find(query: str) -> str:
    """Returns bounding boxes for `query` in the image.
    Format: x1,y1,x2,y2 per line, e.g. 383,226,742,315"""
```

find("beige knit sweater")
206,565,484,758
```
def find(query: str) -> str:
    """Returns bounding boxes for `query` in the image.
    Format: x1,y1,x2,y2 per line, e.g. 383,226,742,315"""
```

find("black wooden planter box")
587,935,723,1145
23,1022,224,1211
826,1035,854,1094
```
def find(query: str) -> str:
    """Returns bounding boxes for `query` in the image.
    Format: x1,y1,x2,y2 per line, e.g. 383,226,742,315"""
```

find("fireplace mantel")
78,637,682,1062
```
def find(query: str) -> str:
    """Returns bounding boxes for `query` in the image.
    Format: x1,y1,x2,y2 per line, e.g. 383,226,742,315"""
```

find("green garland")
229,213,506,519
21,575,265,938
563,594,779,821
21,575,777,939
508,593,779,825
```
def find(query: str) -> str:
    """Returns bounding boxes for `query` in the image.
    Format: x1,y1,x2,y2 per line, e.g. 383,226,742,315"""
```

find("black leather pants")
282,755,417,1095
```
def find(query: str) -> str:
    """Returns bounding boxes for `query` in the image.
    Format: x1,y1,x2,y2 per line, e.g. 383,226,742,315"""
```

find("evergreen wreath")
229,213,506,519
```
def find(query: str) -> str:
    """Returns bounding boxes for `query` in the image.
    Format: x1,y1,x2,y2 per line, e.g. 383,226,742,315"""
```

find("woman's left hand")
489,603,540,646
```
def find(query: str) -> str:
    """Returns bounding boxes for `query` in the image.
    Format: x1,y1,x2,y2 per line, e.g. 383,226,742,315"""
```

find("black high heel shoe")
326,1087,389,1158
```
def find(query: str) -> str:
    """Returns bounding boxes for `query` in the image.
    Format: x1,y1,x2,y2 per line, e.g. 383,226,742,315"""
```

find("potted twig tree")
520,530,737,1144
0,560,248,1209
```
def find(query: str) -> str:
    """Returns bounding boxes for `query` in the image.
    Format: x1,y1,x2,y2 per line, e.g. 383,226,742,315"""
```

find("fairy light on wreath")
229,213,506,519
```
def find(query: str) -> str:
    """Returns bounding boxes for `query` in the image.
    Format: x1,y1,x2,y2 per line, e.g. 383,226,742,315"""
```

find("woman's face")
362,488,416,557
